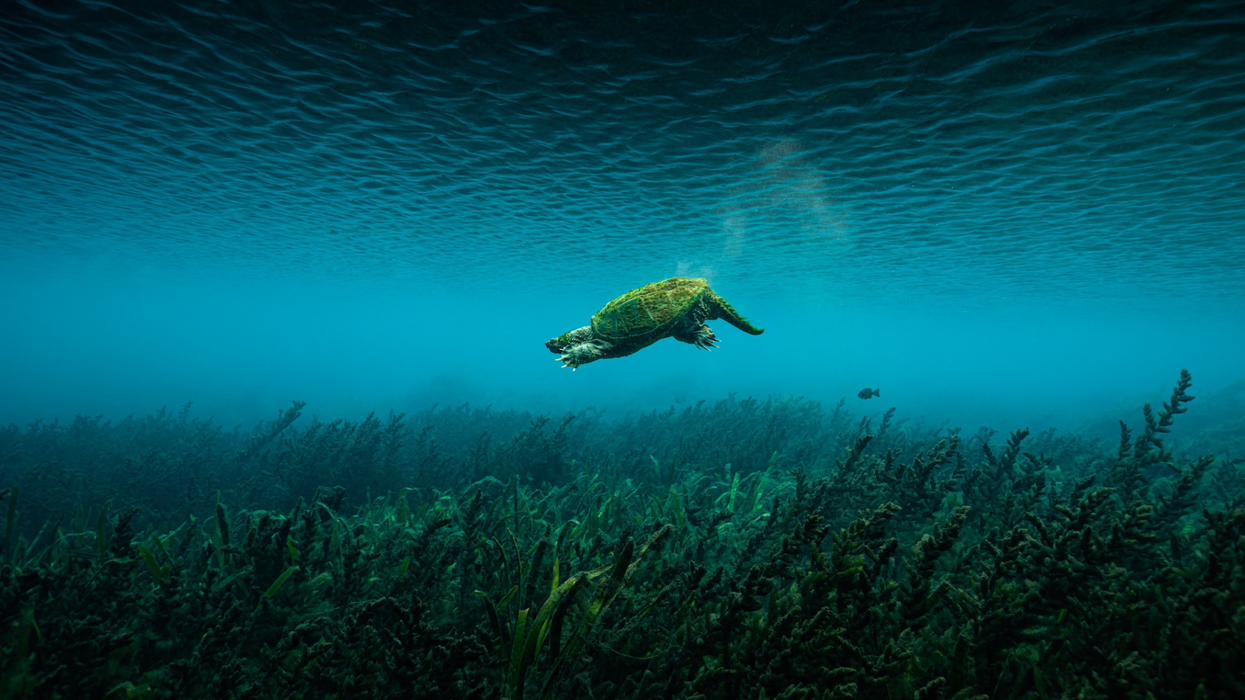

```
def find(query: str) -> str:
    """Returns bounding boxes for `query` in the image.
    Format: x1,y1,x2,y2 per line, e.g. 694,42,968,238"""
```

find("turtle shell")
590,277,710,343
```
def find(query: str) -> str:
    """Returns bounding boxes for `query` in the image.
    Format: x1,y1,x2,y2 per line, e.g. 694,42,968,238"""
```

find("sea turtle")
545,277,764,370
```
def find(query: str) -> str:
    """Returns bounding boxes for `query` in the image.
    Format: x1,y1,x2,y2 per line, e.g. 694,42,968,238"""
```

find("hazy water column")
0,0,1242,427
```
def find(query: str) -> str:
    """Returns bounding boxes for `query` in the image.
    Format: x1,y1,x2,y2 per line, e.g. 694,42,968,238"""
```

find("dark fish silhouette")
858,388,880,399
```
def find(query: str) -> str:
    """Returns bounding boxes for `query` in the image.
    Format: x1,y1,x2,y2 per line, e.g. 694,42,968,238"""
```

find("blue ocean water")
1,0,1243,431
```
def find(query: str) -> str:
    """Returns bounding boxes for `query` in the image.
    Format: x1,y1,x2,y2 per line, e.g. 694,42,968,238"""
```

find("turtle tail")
709,293,764,335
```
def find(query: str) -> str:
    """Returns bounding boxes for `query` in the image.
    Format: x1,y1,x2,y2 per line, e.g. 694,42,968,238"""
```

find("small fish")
858,388,880,400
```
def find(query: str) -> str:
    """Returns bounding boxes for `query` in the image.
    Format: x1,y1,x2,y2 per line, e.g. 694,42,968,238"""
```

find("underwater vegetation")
1,370,1242,699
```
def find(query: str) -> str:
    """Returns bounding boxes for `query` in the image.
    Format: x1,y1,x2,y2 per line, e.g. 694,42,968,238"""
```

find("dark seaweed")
1,370,1241,698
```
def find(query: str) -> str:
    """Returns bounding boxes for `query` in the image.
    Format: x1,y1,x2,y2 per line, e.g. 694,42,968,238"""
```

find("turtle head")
546,326,612,370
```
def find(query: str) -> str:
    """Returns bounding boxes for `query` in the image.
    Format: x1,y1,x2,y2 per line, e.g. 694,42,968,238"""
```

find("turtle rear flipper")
673,323,719,350
709,293,764,335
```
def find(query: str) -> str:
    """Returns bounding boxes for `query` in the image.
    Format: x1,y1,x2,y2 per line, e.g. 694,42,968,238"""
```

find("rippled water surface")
4,0,1243,303
2,0,1244,425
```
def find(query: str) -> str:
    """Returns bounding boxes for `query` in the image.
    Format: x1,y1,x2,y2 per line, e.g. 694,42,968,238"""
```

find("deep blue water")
2,0,1243,431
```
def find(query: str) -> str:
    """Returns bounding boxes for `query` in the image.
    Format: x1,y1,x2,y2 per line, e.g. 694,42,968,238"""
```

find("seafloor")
2,370,1242,699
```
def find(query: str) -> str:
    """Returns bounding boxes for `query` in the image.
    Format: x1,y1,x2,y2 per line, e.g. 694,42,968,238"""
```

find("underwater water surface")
1,0,1243,429
2,2,1245,697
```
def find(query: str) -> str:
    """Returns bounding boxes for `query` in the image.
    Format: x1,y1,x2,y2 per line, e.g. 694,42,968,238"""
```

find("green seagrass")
545,277,764,370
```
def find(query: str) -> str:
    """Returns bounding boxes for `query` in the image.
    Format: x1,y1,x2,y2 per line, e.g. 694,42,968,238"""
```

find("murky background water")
2,0,1243,430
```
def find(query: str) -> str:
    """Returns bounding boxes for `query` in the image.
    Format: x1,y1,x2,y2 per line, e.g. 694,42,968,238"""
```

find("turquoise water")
2,0,1243,430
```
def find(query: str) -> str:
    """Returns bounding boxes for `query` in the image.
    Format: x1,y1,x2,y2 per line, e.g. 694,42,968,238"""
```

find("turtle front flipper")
708,293,764,335
673,323,719,350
